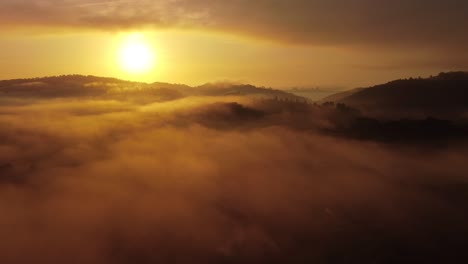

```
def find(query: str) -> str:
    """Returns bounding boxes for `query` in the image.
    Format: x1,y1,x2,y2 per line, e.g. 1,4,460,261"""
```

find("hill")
194,82,303,100
324,72,468,118
0,75,303,102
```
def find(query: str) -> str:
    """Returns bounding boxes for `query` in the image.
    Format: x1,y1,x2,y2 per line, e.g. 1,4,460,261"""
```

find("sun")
118,34,155,74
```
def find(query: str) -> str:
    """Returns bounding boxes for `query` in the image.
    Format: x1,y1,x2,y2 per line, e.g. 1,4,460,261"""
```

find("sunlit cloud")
1,0,467,51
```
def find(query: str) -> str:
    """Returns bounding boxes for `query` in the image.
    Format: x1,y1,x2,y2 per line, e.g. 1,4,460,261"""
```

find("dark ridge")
322,72,468,119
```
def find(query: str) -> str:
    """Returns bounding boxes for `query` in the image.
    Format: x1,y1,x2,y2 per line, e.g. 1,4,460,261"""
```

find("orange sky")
0,0,467,88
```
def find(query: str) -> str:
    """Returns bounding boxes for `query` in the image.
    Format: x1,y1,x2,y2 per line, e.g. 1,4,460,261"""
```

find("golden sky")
0,0,467,88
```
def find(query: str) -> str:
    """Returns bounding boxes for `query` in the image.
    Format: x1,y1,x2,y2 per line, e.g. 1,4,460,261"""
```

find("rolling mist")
0,75,468,263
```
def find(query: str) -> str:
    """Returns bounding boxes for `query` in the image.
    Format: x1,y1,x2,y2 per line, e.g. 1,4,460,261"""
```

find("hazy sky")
1,0,467,88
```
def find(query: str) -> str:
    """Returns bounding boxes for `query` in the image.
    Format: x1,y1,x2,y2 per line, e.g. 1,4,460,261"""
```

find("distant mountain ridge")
0,75,303,102
4,72,468,119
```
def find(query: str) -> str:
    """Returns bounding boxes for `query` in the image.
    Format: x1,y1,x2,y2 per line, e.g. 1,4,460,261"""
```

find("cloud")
0,87,468,263
1,0,468,51
0,0,208,29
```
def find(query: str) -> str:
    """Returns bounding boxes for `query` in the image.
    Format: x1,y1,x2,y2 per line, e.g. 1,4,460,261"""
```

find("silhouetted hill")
0,75,142,98
0,75,303,102
325,72,468,118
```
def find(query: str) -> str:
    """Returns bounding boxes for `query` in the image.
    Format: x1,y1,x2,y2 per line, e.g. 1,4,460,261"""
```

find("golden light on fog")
118,34,155,74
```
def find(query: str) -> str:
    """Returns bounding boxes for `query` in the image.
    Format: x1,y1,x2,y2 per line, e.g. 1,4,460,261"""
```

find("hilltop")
323,72,468,118
0,75,303,103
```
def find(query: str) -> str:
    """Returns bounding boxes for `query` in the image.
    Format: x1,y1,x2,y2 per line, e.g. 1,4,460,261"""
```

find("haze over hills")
283,87,345,101
0,75,304,102
1,72,468,264
1,72,468,143
319,88,366,103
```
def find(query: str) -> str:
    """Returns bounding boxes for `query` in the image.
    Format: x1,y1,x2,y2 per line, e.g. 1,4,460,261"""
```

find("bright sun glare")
118,34,155,74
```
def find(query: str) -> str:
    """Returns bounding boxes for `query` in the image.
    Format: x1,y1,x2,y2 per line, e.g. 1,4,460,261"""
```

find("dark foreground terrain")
1,74,468,263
